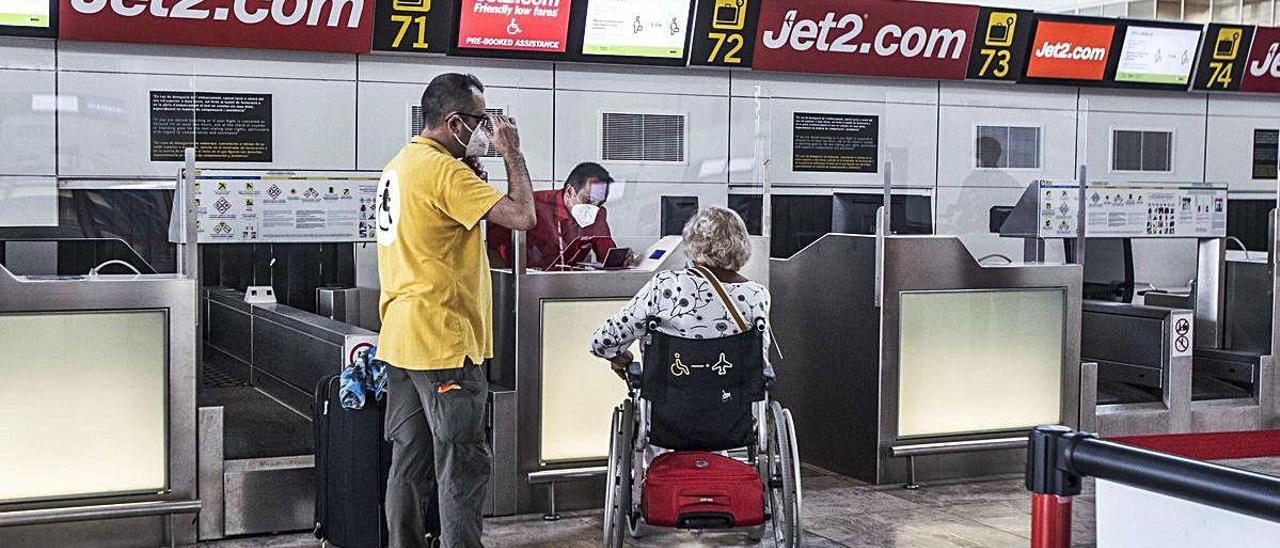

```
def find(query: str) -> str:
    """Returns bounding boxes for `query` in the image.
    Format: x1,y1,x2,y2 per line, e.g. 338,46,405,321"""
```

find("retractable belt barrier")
1025,425,1280,548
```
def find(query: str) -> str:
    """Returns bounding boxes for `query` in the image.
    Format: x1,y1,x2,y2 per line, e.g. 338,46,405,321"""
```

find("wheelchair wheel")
603,400,634,548
766,401,803,548
626,511,647,539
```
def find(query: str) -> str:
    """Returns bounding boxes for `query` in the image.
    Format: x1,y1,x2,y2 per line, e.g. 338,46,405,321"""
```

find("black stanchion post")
1026,425,1090,548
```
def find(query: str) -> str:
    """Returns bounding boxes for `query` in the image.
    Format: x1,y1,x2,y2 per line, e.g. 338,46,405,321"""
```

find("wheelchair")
603,318,803,547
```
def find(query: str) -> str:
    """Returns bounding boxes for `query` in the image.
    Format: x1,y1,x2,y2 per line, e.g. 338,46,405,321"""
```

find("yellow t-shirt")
375,136,505,371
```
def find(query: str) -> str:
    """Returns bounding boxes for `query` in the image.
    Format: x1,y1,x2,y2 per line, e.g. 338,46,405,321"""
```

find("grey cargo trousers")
385,362,491,548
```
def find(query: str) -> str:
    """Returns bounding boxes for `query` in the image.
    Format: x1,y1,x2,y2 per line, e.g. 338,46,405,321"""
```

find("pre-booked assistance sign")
792,112,878,173
456,0,571,54
150,91,272,163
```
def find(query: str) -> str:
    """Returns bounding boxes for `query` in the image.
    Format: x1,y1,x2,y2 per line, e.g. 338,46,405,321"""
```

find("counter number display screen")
1192,24,1255,92
373,0,454,54
1024,19,1117,82
457,0,573,54
581,0,693,59
0,0,52,35
966,7,1033,81
1114,26,1201,85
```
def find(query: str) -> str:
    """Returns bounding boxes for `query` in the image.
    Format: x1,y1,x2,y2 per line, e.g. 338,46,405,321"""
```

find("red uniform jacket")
488,188,617,269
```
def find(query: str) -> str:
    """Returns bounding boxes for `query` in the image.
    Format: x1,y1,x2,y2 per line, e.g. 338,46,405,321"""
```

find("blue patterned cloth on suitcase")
339,346,389,410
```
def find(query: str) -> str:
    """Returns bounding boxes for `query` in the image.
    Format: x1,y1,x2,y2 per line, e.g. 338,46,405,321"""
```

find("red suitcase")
642,451,765,529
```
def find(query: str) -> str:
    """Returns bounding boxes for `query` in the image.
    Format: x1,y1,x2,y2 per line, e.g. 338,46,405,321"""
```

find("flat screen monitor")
832,193,933,235
1078,238,1135,303
456,0,574,55
660,196,699,237
1227,199,1275,253
581,0,693,61
769,195,833,259
1114,25,1201,86
0,0,53,37
1024,17,1118,82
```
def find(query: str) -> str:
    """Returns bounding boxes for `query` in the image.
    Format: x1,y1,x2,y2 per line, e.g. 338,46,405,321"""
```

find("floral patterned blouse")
588,269,771,360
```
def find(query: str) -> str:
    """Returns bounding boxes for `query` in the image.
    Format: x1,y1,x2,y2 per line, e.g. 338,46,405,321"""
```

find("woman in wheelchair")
588,207,802,547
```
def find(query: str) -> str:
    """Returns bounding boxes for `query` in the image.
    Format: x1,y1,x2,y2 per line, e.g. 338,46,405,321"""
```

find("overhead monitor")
1114,24,1202,87
581,0,693,61
1024,17,1118,82
456,0,574,55
0,0,53,37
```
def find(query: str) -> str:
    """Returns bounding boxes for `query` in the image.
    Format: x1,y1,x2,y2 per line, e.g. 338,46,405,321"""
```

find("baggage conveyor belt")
198,347,317,540
199,359,314,461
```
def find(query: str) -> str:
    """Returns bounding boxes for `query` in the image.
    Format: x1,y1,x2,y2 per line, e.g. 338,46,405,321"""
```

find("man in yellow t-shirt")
375,73,535,548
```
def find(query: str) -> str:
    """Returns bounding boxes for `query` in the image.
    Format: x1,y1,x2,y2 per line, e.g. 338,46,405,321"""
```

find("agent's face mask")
452,116,490,157
570,203,600,228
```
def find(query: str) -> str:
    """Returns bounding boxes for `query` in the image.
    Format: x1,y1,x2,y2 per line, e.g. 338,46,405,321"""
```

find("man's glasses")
455,112,493,132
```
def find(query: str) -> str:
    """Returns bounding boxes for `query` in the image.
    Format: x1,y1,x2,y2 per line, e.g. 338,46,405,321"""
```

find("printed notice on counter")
192,171,379,243
150,91,272,163
1036,182,1227,239
792,113,878,173
1254,129,1279,180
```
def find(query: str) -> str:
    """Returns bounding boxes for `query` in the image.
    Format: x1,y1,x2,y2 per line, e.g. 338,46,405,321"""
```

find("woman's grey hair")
682,206,752,272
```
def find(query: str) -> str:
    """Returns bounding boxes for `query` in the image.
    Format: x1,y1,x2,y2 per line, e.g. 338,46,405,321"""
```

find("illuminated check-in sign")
1192,24,1255,92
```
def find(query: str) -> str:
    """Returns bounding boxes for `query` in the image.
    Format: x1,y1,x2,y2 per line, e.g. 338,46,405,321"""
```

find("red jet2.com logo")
1250,41,1280,79
67,0,367,28
761,10,969,61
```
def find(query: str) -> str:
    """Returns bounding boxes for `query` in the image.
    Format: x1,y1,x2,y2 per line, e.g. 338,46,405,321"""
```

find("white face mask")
453,118,490,157
571,203,600,228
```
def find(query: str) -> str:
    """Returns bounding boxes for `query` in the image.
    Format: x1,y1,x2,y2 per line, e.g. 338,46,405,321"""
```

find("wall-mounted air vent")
976,125,1042,169
1112,129,1173,173
601,112,686,163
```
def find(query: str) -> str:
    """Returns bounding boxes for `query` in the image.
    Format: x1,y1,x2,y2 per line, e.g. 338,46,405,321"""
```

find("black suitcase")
313,373,394,548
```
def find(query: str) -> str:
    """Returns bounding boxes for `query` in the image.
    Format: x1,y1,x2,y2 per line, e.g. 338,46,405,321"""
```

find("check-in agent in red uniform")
488,162,618,269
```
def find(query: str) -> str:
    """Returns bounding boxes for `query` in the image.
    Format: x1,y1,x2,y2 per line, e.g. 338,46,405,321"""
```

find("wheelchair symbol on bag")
670,353,734,377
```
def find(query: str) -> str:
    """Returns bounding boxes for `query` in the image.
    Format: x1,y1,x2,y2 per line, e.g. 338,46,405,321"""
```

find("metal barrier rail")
1025,425,1280,548
0,500,202,527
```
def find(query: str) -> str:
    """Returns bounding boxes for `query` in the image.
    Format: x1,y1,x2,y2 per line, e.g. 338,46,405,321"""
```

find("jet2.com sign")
750,0,980,80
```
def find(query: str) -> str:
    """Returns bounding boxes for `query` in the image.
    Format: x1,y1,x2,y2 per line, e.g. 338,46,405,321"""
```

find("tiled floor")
197,457,1280,547
199,464,1101,548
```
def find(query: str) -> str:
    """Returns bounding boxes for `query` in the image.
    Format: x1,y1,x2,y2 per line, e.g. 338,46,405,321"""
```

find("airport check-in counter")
203,285,519,533
771,234,1083,486
999,181,1278,436
200,287,379,538
0,256,201,546
1080,301,1195,436
492,236,694,515
1138,248,1276,433
328,235,763,516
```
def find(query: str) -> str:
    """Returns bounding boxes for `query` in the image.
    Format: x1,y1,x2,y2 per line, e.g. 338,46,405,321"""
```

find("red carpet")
1109,430,1280,461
